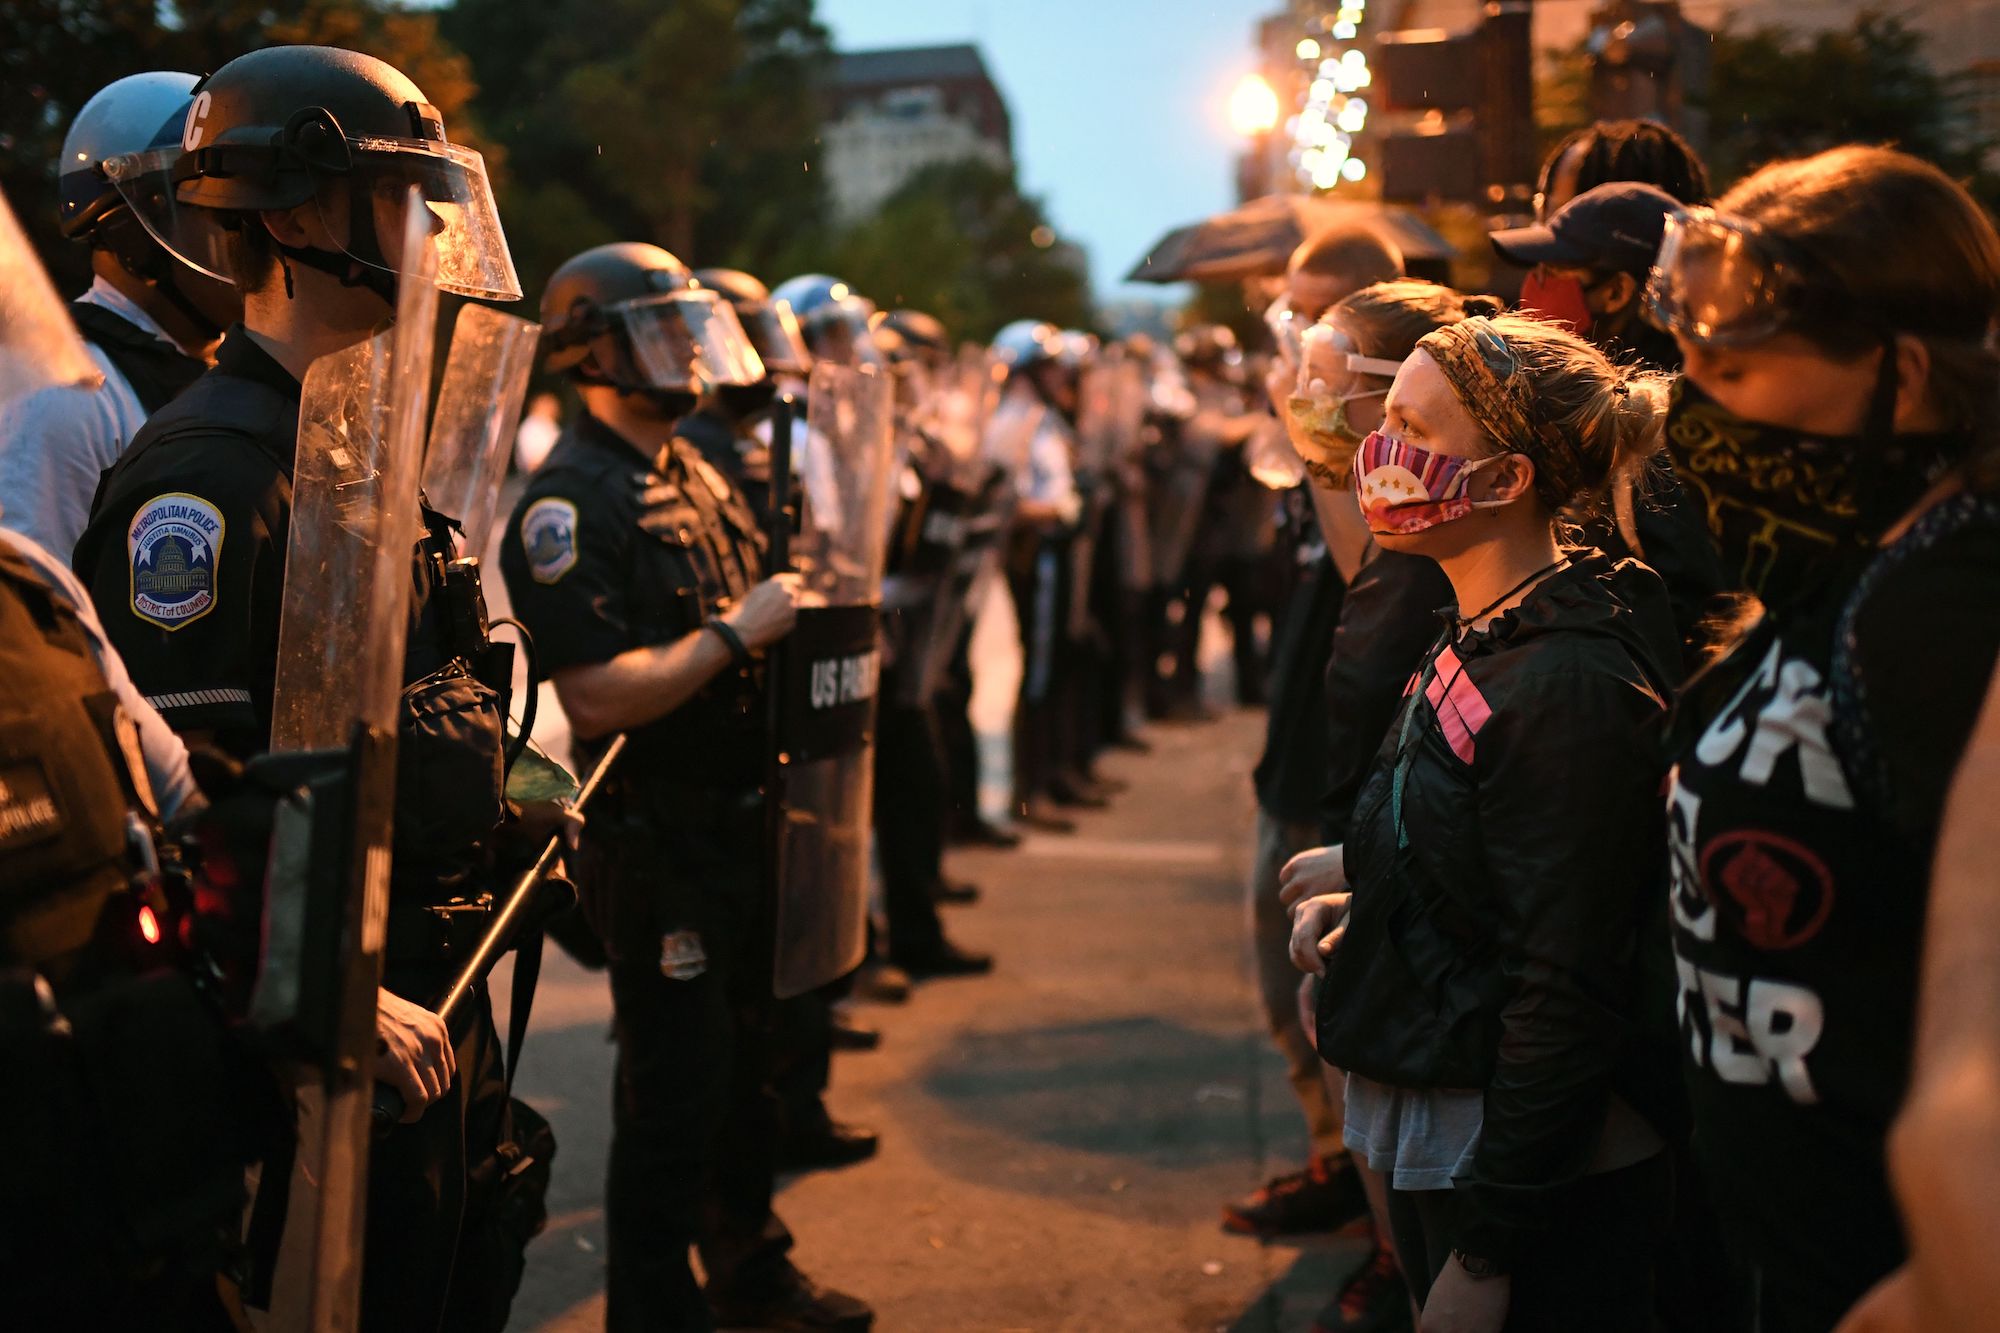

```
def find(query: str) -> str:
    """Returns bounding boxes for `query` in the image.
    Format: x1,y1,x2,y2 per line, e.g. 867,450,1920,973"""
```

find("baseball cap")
1490,181,1683,276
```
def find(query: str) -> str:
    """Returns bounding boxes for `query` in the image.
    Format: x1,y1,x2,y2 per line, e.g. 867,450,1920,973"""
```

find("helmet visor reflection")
740,298,813,376
330,138,521,302
107,145,234,283
619,290,766,391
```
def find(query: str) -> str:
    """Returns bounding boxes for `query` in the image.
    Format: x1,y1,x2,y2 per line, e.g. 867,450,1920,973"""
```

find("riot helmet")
116,45,519,304
59,72,237,337
693,266,813,377
990,318,1062,371
543,243,764,420
772,273,882,367
877,308,951,370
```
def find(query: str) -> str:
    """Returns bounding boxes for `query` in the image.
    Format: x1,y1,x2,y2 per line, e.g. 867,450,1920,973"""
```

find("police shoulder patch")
521,496,580,584
128,492,223,630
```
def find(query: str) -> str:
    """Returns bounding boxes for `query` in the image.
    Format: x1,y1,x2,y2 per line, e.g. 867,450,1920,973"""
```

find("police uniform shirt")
500,410,765,782
0,278,202,561
72,324,299,753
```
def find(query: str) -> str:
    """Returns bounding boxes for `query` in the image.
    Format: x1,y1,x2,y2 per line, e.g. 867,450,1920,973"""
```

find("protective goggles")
1643,208,1842,348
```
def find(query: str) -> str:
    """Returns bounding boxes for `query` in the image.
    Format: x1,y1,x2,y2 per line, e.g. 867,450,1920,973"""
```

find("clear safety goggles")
615,288,765,392
1643,208,1832,348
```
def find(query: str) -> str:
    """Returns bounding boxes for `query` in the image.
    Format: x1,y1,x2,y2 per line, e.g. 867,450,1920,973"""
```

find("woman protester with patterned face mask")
1288,314,1686,1333
1647,146,2000,1333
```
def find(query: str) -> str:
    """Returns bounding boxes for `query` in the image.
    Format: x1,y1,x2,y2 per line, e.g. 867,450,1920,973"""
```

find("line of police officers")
0,40,1271,1333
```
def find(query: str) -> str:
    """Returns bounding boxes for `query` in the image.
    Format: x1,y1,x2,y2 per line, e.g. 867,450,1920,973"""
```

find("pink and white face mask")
1351,431,1515,535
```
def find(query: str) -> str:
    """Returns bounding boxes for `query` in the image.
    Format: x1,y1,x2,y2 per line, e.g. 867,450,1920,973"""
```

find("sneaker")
1220,1154,1367,1238
711,1270,874,1332
1311,1243,1411,1333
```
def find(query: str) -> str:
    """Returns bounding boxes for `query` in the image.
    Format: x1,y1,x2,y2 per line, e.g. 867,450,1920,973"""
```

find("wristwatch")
1451,1249,1509,1280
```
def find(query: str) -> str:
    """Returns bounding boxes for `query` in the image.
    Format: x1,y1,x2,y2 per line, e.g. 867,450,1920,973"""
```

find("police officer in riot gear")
677,265,815,508
868,311,996,977
0,71,240,557
71,44,534,1333
501,242,873,1333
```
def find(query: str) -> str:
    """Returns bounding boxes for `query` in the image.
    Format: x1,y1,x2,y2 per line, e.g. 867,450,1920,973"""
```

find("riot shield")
422,303,541,555
262,189,438,1333
0,187,101,401
772,361,895,998
1146,358,1218,589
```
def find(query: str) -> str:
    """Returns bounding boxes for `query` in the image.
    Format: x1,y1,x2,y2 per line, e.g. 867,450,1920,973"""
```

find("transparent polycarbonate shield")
621,289,765,392
774,361,896,998
422,304,540,555
326,139,520,302
273,193,438,750
266,189,436,1333
795,361,896,606
932,347,1000,486
1075,362,1124,474
0,186,102,401
981,381,1046,491
741,298,812,376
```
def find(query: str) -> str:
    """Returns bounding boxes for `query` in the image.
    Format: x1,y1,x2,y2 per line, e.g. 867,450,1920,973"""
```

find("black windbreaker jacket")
1335,550,1684,1263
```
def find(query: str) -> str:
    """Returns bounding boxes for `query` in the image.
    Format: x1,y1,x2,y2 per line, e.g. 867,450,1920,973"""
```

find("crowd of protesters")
1201,118,2000,1333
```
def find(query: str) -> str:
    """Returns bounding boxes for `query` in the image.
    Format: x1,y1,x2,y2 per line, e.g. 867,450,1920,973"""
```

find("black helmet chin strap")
270,238,397,306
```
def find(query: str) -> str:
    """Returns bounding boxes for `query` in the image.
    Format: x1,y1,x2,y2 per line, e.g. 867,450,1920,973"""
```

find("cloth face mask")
1352,431,1514,535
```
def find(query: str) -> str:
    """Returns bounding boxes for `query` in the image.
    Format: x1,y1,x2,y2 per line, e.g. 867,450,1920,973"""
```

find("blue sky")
817,0,1261,303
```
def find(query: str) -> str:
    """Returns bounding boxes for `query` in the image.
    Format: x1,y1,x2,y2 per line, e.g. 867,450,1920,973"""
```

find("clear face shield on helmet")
1643,208,1835,349
104,144,232,280
616,288,765,392
736,298,813,378
114,135,521,302
805,293,884,368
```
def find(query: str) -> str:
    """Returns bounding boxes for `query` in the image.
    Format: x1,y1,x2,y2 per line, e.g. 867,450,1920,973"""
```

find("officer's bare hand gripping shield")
771,361,896,998
260,188,437,1333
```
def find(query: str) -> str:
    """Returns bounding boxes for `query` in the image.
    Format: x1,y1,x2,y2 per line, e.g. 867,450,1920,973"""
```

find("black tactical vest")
0,545,152,970
68,300,207,416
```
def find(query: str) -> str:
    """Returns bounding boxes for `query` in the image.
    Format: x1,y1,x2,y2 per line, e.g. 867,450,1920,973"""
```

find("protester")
1650,144,2000,1333
1222,232,1403,1294
1491,181,1730,661
1289,314,1684,1331
1267,279,1490,1333
1534,118,1709,222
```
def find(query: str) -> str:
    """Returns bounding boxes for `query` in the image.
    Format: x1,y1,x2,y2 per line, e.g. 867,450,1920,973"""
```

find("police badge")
127,492,223,629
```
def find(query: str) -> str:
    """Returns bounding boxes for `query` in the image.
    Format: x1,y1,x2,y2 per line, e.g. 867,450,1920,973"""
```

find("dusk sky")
817,0,1263,304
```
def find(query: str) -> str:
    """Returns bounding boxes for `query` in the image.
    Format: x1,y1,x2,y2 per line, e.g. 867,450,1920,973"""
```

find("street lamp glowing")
1228,73,1281,137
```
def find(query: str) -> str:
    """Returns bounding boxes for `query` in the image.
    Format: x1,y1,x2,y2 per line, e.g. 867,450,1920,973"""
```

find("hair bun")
1461,294,1504,318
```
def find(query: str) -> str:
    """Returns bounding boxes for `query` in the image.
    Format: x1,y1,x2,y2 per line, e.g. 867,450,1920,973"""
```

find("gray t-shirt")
1342,1072,1484,1192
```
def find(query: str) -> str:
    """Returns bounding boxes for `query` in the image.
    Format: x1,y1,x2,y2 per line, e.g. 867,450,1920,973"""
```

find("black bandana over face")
1662,376,1964,607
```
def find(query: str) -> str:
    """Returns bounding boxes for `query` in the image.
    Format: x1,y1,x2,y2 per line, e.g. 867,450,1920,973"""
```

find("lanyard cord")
1391,556,1570,847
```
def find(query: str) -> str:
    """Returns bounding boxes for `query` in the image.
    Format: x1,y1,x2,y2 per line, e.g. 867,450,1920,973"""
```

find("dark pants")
1177,550,1267,705
873,693,950,957
362,971,512,1333
1387,1154,1670,1333
938,630,982,833
1009,538,1064,806
583,804,794,1333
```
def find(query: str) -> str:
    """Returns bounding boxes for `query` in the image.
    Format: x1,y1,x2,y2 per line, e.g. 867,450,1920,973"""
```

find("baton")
756,397,797,1013
371,733,627,1132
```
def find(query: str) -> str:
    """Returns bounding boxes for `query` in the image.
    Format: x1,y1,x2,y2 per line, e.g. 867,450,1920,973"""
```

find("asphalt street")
492,701,1369,1333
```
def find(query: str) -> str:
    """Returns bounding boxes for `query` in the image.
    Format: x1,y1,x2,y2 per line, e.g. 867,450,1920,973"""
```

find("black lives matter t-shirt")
1666,493,2000,1332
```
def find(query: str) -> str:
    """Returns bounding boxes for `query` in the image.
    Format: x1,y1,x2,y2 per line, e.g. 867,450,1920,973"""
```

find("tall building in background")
822,44,1014,225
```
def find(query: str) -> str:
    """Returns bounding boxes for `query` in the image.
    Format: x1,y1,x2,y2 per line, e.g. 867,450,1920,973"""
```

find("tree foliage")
818,158,1092,341
0,0,476,293
1704,10,1989,195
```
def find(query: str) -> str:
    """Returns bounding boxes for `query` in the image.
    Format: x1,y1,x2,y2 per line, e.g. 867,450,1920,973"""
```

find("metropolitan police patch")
128,493,223,630
522,497,579,584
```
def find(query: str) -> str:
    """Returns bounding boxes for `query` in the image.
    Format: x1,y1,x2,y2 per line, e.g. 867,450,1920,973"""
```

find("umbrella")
1125,194,1457,284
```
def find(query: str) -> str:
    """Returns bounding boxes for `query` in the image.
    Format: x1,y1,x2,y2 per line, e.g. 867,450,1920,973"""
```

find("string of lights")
1288,6,1374,190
